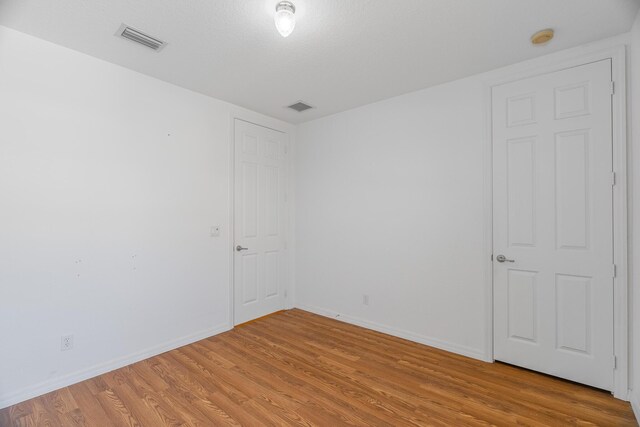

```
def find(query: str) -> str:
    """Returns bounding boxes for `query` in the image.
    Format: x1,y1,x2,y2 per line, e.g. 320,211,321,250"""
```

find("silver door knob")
236,245,248,252
496,254,515,263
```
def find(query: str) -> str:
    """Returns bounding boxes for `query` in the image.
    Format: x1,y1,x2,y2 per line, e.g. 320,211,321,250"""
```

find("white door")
492,60,614,390
234,119,287,325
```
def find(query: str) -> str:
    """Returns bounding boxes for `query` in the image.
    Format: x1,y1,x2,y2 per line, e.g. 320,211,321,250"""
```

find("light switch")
210,226,221,237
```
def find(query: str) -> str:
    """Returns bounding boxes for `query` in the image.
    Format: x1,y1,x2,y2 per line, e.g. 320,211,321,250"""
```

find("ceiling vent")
287,101,314,112
116,24,167,51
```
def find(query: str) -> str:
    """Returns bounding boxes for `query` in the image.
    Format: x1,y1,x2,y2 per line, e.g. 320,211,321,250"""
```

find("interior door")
234,119,287,325
492,60,614,390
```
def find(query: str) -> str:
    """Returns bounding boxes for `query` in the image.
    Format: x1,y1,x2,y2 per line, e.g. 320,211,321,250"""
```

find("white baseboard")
631,393,640,424
0,322,232,410
296,304,486,362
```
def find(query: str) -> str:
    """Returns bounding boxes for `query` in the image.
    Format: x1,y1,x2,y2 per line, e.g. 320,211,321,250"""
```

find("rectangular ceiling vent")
287,101,314,112
116,24,167,51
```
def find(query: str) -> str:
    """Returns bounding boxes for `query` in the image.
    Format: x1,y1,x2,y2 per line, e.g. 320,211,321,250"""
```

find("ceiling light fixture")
275,1,296,38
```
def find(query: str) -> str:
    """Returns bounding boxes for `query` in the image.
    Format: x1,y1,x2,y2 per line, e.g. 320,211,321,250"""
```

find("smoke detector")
531,29,554,46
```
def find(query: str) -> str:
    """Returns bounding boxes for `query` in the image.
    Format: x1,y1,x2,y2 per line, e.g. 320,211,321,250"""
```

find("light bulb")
275,1,295,38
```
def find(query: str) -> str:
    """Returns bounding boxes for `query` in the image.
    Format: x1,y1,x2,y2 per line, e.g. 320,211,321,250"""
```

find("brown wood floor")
1,309,636,426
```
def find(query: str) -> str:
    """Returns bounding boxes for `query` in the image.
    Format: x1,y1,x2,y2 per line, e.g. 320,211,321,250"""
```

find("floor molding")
632,393,640,424
0,322,232,409
296,304,486,362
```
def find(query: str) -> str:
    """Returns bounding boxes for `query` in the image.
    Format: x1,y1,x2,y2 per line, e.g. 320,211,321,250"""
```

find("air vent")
287,101,314,112
116,24,167,51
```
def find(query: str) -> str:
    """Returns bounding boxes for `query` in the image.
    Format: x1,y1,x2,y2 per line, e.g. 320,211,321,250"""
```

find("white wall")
295,34,633,367
295,77,488,358
0,25,293,408
630,8,640,418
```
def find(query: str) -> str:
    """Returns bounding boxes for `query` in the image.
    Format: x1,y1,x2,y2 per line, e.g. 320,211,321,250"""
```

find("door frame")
482,45,628,399
228,114,293,327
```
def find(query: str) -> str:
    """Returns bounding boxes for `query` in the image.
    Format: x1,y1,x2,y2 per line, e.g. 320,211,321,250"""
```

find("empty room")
1,0,640,425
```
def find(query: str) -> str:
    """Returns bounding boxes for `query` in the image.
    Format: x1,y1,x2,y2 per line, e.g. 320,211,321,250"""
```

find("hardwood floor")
1,309,636,426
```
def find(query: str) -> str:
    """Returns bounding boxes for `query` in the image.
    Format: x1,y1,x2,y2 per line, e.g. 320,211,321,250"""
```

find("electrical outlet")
61,335,74,351
363,294,370,306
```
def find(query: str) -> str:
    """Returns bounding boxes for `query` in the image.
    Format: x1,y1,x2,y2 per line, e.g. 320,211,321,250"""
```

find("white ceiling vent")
116,24,167,51
287,101,314,112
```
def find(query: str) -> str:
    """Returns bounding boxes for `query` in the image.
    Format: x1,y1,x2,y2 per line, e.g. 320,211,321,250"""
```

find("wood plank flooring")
1,309,636,426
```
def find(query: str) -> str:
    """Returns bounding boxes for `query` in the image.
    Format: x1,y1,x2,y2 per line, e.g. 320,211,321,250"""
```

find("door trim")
228,115,292,329
483,45,628,399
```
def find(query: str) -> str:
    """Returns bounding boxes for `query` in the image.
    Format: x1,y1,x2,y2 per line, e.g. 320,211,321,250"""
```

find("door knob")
496,254,515,263
236,245,248,252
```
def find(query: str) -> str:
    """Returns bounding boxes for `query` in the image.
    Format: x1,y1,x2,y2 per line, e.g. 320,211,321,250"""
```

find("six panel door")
492,60,614,390
234,119,287,325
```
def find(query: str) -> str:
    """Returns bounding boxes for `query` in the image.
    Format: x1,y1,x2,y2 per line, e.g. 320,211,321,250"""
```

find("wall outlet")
363,294,370,306
61,335,74,351
210,226,221,237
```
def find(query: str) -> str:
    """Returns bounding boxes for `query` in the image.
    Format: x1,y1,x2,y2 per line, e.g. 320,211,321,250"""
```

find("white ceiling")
0,0,638,124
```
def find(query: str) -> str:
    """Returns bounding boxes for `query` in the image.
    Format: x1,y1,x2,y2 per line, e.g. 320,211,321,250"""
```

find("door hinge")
610,81,615,96
612,264,617,278
611,172,616,186
491,254,493,261
614,355,618,369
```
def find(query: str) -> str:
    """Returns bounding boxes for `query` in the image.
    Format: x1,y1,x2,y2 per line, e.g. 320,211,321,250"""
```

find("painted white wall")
630,8,640,418
295,77,488,359
295,34,633,368
0,25,293,408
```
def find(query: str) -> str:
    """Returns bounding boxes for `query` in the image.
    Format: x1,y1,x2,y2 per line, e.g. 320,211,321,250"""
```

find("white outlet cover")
61,335,74,351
